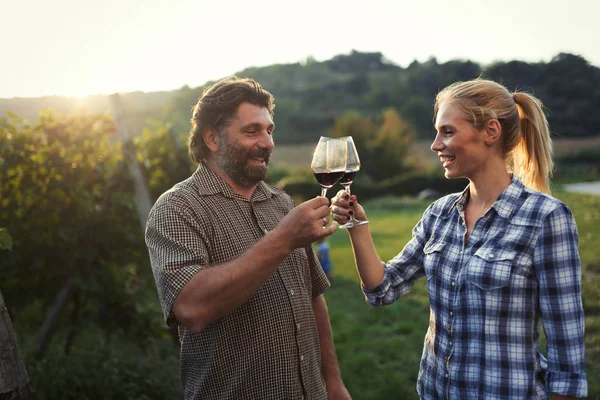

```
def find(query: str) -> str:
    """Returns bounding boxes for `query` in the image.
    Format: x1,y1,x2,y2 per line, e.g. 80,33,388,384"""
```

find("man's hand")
326,378,352,400
275,196,337,251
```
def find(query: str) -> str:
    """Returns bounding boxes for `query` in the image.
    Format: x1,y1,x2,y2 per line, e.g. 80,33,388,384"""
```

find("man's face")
214,103,275,188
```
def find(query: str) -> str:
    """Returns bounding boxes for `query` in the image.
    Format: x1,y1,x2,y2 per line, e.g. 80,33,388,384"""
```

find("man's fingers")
322,221,338,235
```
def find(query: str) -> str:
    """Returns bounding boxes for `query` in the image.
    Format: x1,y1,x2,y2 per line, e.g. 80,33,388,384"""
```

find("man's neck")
204,160,258,199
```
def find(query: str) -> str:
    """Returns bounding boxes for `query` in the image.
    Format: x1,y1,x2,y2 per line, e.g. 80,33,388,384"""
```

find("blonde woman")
331,78,587,399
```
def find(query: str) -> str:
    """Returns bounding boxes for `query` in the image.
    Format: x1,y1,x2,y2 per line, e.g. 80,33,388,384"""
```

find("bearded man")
145,76,351,400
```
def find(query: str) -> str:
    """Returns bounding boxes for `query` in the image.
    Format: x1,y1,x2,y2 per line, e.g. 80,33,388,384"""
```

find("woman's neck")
467,169,512,209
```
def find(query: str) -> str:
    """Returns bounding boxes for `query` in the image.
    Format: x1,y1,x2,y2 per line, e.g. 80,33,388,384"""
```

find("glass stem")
320,188,328,197
344,184,358,222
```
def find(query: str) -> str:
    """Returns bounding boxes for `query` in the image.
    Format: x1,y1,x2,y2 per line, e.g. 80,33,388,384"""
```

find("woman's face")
431,102,490,180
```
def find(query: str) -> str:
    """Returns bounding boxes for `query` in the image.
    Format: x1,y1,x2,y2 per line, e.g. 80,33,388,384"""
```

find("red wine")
314,171,345,188
340,171,357,185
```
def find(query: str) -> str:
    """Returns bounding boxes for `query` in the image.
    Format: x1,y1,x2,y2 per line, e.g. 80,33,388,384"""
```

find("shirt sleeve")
533,202,588,398
363,209,430,306
145,193,210,328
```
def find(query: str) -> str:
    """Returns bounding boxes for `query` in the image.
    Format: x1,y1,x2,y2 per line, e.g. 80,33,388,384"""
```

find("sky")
2,0,599,98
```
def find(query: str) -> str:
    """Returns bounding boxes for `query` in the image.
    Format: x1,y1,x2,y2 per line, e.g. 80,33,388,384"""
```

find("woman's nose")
431,133,443,153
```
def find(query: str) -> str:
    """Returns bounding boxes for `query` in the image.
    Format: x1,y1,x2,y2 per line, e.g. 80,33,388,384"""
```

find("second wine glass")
339,136,368,229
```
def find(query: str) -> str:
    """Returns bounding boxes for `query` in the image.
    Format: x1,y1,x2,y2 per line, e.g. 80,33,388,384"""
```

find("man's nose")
258,131,274,150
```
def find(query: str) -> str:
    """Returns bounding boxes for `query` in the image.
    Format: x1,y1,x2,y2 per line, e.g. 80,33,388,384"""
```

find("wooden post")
109,93,153,229
0,289,30,399
0,229,30,398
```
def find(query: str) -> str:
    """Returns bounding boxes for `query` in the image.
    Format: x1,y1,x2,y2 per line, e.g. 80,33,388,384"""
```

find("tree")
0,111,158,357
371,108,418,180
133,120,194,201
330,109,417,182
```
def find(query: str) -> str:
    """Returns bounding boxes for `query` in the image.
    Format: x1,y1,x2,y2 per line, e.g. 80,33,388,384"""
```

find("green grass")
323,194,600,399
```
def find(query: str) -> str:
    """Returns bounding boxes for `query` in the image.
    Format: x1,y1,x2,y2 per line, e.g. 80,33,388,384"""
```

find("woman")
331,78,587,399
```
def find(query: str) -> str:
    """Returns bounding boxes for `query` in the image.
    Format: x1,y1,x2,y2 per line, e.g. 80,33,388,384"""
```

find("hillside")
2,51,599,144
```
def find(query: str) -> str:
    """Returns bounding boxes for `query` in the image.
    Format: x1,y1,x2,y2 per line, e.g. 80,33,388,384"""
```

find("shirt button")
488,254,495,259
451,281,456,287
449,341,453,346
290,289,295,295
297,323,301,330
300,355,304,361
445,373,449,379
449,311,453,316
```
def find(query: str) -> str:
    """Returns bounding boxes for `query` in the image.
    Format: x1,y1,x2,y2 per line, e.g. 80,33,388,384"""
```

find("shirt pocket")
423,240,446,281
466,247,517,290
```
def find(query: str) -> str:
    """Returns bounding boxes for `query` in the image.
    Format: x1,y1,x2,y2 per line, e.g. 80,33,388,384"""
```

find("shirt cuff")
361,262,390,306
547,370,588,398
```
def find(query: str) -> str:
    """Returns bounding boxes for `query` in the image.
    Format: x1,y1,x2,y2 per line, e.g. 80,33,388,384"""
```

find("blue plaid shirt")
364,176,587,399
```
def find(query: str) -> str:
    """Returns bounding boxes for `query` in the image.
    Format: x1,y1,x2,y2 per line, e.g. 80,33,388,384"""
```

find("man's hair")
188,76,275,163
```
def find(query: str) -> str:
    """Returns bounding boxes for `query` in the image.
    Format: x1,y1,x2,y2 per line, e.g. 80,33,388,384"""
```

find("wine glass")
311,137,347,197
339,136,369,229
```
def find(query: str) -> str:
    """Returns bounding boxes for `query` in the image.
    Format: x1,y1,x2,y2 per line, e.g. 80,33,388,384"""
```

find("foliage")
133,120,194,201
3,51,599,147
0,110,160,350
329,108,418,182
20,327,181,400
0,227,12,251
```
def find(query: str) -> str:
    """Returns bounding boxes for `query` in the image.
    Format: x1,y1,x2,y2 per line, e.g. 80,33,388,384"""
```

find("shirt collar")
451,174,527,219
192,163,278,201
491,175,528,220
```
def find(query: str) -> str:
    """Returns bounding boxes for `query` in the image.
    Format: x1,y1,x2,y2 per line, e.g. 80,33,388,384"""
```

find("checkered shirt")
364,176,587,399
145,164,330,400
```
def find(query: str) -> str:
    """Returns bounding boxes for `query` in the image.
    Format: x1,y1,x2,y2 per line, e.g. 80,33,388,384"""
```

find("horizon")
1,49,596,101
3,0,599,99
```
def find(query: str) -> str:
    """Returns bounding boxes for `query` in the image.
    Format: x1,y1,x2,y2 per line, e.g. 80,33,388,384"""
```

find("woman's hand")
330,190,368,226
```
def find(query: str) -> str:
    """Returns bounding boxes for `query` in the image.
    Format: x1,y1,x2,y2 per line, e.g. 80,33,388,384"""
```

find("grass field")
321,193,600,399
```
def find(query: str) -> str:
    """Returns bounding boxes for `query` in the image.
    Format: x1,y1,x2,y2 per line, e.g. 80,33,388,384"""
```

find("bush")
23,329,181,400
279,173,468,203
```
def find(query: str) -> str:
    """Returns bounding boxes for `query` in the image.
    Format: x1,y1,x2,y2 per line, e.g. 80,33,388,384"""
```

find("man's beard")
215,137,271,188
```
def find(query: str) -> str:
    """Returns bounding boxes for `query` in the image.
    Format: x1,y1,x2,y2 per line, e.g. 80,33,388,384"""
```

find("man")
145,76,351,399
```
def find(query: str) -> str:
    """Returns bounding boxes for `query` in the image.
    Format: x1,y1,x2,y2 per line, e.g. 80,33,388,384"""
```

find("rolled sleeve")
534,203,588,398
145,193,209,327
362,216,428,306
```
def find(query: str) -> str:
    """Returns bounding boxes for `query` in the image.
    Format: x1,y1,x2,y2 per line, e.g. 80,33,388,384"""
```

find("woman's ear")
484,119,502,146
203,128,219,152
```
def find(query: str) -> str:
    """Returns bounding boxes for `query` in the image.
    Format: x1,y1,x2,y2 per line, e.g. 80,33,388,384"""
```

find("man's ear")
203,128,219,152
484,119,502,146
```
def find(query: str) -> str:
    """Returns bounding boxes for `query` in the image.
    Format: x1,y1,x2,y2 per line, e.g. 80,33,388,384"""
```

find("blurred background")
1,0,599,398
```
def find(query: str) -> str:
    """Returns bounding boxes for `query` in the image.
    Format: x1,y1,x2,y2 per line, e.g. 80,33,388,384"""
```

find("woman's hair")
188,76,275,163
434,78,554,194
